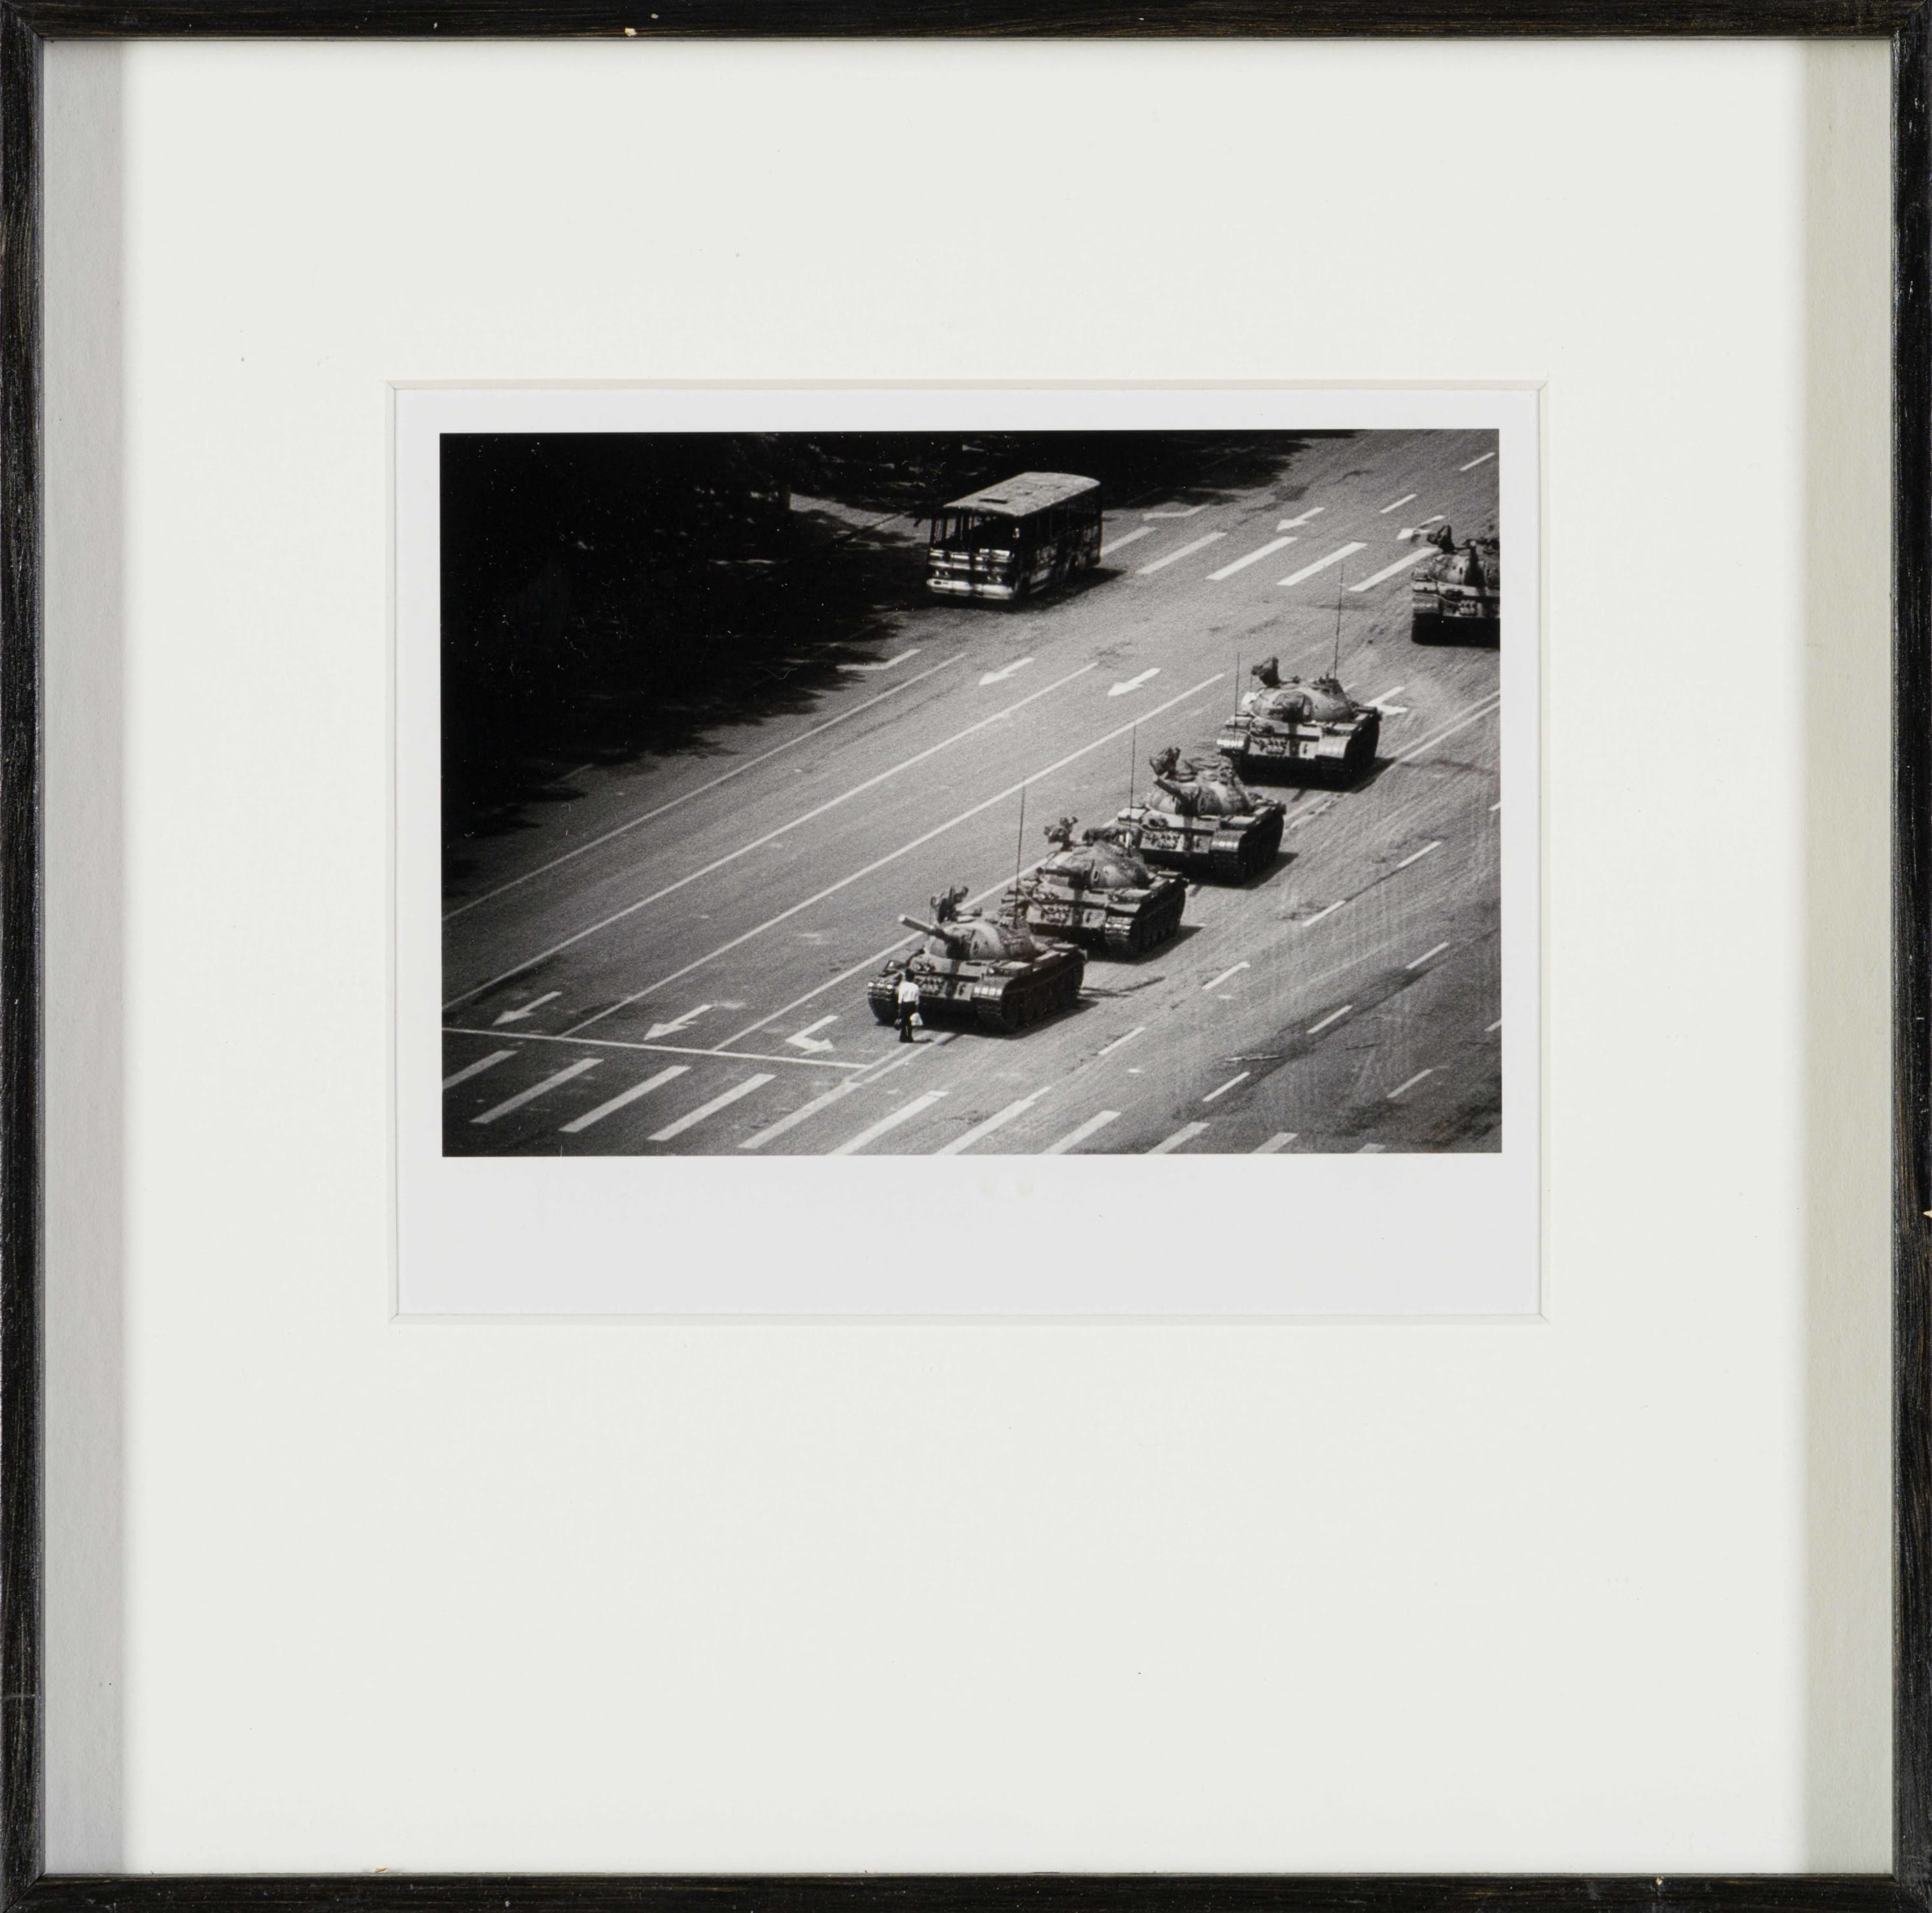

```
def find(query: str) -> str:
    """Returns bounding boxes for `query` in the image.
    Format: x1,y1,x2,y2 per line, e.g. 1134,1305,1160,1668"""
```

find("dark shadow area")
1409,623,1501,652
442,431,1318,878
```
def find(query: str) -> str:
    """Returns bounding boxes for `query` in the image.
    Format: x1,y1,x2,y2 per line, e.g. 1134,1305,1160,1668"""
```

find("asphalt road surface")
440,429,1503,1157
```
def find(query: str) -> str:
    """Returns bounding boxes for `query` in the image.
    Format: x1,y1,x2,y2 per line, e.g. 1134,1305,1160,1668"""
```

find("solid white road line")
1487,1019,1503,1034
1460,451,1497,472
1370,685,1406,704
1351,549,1435,592
1202,1072,1250,1103
1307,1004,1353,1035
1394,841,1441,870
1096,1026,1147,1058
1406,941,1450,969
442,657,960,922
1043,1111,1121,1155
441,1025,860,1070
443,1050,513,1090
831,1091,947,1155
1490,800,1502,813
562,1066,690,1134
1208,536,1296,581
1202,961,1251,993
1288,798,1336,833
648,1073,776,1143
1395,696,1502,766
472,1058,601,1124
1148,1122,1209,1154
1138,532,1226,576
447,660,1101,1010
1105,526,1156,555
743,1073,896,1150
1278,542,1367,588
1252,1133,1297,1154
569,675,1226,1033
1387,1069,1435,1099
937,1086,1052,1156
1379,493,1417,513
1303,900,1346,925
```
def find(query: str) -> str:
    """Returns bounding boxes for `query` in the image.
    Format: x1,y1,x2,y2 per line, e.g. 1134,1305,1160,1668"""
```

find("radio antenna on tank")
1331,572,1346,678
1128,722,1138,807
1013,782,1027,894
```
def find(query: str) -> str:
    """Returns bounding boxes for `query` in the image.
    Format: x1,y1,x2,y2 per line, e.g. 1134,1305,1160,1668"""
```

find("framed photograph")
6,3,1924,1905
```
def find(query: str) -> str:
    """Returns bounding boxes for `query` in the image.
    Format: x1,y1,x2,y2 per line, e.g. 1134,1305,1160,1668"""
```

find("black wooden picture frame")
3,3,1927,1908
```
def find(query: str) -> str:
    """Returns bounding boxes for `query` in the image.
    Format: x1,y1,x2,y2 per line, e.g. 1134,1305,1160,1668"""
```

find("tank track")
971,959,1084,1033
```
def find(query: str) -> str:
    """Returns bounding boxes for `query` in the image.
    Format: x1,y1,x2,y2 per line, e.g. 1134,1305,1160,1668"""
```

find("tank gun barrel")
900,913,966,947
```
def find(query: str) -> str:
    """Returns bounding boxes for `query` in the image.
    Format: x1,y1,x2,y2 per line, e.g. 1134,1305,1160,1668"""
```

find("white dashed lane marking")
1104,526,1156,555
1138,532,1226,576
472,1058,601,1125
1379,493,1417,513
1278,542,1367,589
1096,1026,1147,1057
1148,1122,1209,1154
1406,941,1450,970
1043,1111,1121,1155
1207,536,1296,581
937,1086,1052,1156
1394,841,1441,870
1460,451,1497,471
648,1073,774,1143
831,1091,947,1156
563,1066,690,1134
1202,961,1251,993
443,1050,513,1091
1351,548,1435,592
1252,1133,1297,1154
1388,1069,1435,1100
1307,1004,1353,1035
1202,1072,1250,1104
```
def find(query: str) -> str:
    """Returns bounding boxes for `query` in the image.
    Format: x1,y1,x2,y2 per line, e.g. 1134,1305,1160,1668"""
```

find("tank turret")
867,888,1084,1035
1409,522,1501,643
1112,747,1286,882
1215,659,1381,786
1007,817,1187,957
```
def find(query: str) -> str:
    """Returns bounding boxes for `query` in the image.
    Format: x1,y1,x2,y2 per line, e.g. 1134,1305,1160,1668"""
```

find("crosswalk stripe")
560,1066,688,1134
1351,548,1435,592
740,1077,862,1151
1138,531,1226,576
1252,1133,1297,1154
936,1087,1050,1155
1207,535,1295,581
1278,542,1367,588
1148,1122,1209,1154
648,1073,775,1142
830,1091,947,1155
1104,526,1155,556
472,1058,601,1124
443,1050,513,1090
1043,1110,1121,1155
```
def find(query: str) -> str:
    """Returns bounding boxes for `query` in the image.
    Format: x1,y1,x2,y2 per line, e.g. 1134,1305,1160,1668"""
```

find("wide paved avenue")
440,429,1503,1157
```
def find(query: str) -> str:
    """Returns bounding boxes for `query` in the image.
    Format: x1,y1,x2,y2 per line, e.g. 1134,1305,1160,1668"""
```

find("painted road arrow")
492,991,560,1025
979,657,1034,687
1277,507,1325,530
1107,669,1161,697
786,1014,838,1054
643,1003,713,1041
840,649,922,674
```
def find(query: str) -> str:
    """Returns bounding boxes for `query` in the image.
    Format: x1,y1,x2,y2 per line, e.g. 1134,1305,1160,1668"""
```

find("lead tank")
1409,523,1501,642
1008,818,1187,956
1216,658,1381,785
867,885,1085,1035
1110,747,1286,883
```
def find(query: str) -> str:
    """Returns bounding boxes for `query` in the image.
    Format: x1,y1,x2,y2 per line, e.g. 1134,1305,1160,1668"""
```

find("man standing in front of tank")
896,971,921,1043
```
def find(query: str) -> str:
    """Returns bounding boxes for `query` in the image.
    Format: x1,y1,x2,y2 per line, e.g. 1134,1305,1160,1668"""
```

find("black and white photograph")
436,425,1506,1160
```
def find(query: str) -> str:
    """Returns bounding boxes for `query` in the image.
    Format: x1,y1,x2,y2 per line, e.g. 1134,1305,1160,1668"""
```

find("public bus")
924,472,1103,604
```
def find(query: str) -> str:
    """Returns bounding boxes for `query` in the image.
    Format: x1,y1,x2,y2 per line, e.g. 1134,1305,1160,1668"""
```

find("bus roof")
939,472,1101,517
